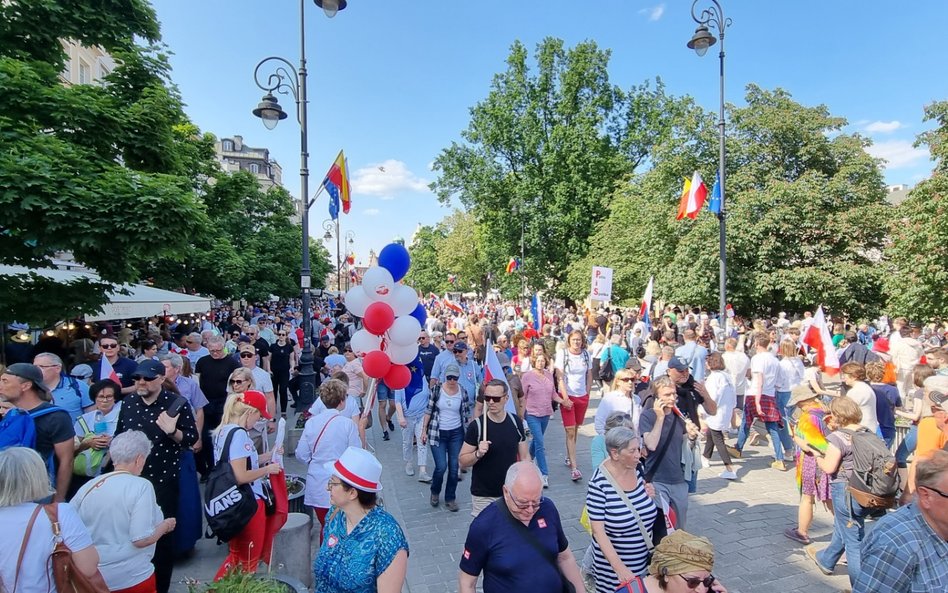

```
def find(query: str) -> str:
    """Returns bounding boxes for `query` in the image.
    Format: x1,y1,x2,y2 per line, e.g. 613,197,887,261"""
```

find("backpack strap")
507,412,525,441
28,406,66,420
75,416,92,438
311,414,342,457
218,426,244,464
13,505,43,593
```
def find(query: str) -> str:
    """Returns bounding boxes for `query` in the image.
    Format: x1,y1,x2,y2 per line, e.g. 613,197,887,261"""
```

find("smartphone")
166,396,186,419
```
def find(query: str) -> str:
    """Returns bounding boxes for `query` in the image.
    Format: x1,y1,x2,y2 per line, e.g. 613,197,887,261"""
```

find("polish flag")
638,276,654,332
483,340,516,414
677,171,708,220
443,294,464,315
99,355,121,385
802,306,840,376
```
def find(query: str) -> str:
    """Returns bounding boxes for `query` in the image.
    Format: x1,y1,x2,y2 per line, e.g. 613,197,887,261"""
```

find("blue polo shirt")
460,498,569,593
51,375,93,421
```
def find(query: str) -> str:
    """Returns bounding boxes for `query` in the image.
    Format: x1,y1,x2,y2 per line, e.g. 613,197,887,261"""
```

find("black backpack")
204,427,259,542
598,346,615,383
840,427,900,509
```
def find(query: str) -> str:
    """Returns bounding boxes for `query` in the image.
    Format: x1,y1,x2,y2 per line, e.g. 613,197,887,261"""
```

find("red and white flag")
99,355,121,385
802,306,840,376
676,171,708,220
483,340,516,414
442,294,464,315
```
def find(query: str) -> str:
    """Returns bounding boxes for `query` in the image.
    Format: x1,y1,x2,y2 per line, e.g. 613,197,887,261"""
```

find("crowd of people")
2,298,948,593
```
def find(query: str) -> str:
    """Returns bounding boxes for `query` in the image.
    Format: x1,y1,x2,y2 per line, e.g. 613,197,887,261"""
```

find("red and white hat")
326,447,382,492
240,390,272,420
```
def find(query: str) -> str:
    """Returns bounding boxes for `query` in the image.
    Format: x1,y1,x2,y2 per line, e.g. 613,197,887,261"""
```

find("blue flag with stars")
325,177,341,220
708,171,722,215
404,354,426,407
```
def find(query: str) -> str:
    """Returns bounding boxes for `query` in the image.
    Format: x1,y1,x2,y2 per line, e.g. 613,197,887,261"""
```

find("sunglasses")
239,352,255,359
230,379,246,385
132,375,159,381
919,484,948,499
483,395,504,403
618,377,636,382
679,574,716,590
344,348,353,353
278,333,287,337
445,340,456,345
100,343,119,349
445,375,459,381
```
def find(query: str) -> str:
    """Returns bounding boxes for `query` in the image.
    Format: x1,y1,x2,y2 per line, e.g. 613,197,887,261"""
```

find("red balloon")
362,301,395,336
362,350,392,379
383,364,411,390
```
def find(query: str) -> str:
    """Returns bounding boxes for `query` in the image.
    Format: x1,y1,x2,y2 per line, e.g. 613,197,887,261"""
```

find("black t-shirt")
417,344,440,378
464,413,525,497
253,337,270,362
26,402,74,462
270,341,294,372
116,390,198,486
195,355,241,402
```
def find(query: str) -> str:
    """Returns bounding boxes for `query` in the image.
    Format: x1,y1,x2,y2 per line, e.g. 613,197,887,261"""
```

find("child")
784,384,831,545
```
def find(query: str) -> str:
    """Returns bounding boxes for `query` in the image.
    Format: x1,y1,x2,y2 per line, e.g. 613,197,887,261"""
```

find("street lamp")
344,231,355,290
322,219,341,292
688,0,731,340
251,0,347,411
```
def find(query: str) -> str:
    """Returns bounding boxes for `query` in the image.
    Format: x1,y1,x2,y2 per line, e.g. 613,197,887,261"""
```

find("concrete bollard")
270,512,313,588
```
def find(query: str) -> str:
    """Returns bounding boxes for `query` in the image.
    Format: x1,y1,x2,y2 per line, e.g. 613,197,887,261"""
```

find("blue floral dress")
313,505,409,593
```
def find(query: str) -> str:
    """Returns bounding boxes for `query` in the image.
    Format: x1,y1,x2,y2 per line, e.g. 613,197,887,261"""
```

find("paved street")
171,390,852,593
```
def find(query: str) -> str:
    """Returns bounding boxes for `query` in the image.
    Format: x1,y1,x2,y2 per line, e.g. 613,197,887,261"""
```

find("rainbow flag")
323,149,352,219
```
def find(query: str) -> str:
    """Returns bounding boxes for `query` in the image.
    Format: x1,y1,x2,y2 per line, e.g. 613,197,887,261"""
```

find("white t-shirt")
436,387,464,430
295,411,361,508
722,351,751,395
213,425,263,498
0,503,93,593
309,395,360,420
72,472,165,590
750,351,781,396
593,390,640,435
554,349,590,396
704,370,737,432
249,366,274,393
845,381,880,432
779,358,805,391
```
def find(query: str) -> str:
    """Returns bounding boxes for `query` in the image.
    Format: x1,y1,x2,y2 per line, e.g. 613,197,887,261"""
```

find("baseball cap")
668,357,690,372
930,390,948,413
240,390,272,419
132,359,166,380
453,341,468,353
70,364,94,380
3,363,50,396
445,363,461,377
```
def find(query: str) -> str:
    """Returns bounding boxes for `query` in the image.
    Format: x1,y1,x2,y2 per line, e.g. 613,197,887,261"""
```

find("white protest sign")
590,266,613,302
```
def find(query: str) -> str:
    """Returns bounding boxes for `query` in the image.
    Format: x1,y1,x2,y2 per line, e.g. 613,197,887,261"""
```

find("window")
222,140,234,152
249,163,260,174
78,60,91,85
61,56,72,83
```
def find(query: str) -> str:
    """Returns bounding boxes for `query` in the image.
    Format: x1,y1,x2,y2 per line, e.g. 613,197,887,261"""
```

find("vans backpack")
840,427,900,509
204,427,258,542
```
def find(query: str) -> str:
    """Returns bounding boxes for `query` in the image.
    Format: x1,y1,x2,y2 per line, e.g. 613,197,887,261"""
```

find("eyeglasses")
618,377,636,382
678,574,716,590
35,364,60,369
445,375,459,381
132,375,159,382
209,348,224,354
239,352,255,359
327,479,344,489
230,379,247,385
100,343,119,350
278,333,287,337
484,395,504,403
506,489,541,511
919,484,948,499
96,394,115,400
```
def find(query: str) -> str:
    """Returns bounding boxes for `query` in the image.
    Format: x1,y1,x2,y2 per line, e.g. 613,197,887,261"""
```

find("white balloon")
388,315,422,347
390,283,419,317
361,266,395,302
386,341,419,365
350,329,381,357
345,285,372,317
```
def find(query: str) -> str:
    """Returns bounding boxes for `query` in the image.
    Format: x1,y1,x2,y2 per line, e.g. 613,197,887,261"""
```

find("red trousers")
312,506,329,546
112,574,156,593
214,499,281,579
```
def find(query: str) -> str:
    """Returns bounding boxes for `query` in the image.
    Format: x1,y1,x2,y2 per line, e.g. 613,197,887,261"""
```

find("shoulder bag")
498,501,576,593
599,464,663,557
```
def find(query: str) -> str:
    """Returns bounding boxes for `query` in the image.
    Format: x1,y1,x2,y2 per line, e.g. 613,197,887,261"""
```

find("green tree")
431,38,692,296
569,86,890,318
405,224,447,295
0,1,212,325
883,100,948,319
436,211,492,294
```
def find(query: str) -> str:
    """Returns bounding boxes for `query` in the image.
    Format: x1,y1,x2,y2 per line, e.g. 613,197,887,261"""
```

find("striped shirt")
586,466,658,589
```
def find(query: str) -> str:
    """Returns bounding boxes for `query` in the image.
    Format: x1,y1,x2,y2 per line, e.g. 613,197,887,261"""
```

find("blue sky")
151,0,945,264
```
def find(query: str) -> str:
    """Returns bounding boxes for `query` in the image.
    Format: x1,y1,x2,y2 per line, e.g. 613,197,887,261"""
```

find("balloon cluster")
343,243,427,390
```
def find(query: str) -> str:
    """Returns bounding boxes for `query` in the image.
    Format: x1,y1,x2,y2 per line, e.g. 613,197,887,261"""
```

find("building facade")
59,41,115,86
214,135,285,190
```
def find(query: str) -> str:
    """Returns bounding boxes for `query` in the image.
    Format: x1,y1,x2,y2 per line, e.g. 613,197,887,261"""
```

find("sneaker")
783,527,810,545
804,545,833,575
382,431,390,441
430,494,439,508
726,445,742,459
571,468,583,482
719,470,738,480
387,419,395,432
771,460,787,471
417,471,432,483
445,500,459,512
542,475,549,489
405,463,415,477
701,456,712,469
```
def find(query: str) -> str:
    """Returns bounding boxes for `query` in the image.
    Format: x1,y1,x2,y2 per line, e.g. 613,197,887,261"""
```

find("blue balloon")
378,243,411,282
410,303,427,327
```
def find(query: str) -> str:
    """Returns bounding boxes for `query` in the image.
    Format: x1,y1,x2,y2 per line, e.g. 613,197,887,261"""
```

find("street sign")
590,266,613,302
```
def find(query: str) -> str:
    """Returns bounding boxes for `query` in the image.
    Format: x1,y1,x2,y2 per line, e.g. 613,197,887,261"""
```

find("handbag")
616,576,647,593
15,504,110,593
498,501,576,593
599,346,615,383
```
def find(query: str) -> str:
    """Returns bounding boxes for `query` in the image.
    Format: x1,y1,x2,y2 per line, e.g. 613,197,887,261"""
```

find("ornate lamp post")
251,0,347,410
688,0,731,335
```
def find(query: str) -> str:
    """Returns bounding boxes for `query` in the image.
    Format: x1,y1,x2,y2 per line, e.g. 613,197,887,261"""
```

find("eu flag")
708,171,722,215
404,354,425,407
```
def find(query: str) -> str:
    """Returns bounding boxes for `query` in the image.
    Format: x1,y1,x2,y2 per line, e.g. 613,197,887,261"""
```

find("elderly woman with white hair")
0,447,105,593
73,431,175,593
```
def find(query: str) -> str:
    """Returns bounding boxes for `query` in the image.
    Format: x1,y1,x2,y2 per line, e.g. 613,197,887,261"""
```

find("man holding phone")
114,359,198,593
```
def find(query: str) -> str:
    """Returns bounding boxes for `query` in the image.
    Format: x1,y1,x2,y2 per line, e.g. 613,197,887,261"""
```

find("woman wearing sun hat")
621,530,728,593
314,447,409,593
211,390,283,579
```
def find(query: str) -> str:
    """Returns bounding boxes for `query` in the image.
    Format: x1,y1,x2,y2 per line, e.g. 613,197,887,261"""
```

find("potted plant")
285,473,310,518
186,570,308,593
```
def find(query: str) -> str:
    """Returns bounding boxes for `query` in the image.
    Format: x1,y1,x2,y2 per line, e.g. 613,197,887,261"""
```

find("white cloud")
638,3,665,21
866,140,929,169
864,120,903,133
350,159,430,197
363,208,380,216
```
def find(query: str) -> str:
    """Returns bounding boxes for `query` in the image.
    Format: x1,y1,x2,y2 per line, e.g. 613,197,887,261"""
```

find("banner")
590,266,613,302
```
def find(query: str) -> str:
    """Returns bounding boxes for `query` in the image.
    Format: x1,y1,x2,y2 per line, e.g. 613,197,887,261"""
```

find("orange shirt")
914,416,948,459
